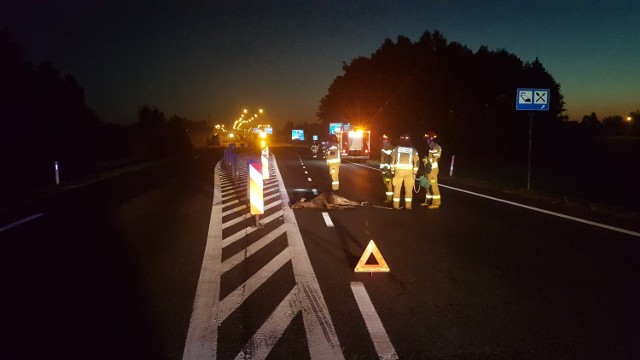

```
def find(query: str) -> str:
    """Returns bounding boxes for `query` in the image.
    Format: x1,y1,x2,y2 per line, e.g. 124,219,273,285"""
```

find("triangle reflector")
354,240,390,272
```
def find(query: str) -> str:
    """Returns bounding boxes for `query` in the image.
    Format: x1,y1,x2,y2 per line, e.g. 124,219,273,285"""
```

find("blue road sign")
516,88,550,111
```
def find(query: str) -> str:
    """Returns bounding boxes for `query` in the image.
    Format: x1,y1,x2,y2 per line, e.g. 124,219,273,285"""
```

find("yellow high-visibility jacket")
391,145,419,174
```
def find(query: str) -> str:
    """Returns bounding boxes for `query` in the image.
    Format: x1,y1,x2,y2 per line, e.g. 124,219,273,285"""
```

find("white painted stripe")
183,162,223,360
307,177,312,182
322,212,334,227
271,155,344,359
222,204,246,217
218,247,291,321
439,184,640,238
222,198,241,207
222,210,284,248
235,285,301,360
0,213,45,232
312,188,318,196
221,223,287,273
264,199,282,212
350,282,398,360
264,192,280,202
221,212,249,230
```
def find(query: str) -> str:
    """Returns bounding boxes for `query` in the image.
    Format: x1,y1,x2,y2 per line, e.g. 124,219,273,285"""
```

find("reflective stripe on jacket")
391,146,419,173
326,143,341,165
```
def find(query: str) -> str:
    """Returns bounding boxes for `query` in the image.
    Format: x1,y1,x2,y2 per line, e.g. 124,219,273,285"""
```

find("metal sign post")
516,88,550,189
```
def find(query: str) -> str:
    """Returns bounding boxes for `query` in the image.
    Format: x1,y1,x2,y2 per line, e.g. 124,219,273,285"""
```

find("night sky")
3,1,639,128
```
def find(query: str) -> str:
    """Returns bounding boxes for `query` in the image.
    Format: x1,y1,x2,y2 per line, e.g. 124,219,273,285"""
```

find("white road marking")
272,156,344,359
221,223,287,273
0,213,45,232
218,247,292,321
235,285,301,360
184,155,343,360
307,177,312,182
183,163,223,359
350,282,398,360
439,184,640,238
222,204,245,217
312,188,318,195
322,212,334,227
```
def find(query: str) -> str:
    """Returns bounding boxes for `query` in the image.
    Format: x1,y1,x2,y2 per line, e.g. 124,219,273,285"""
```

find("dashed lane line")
351,282,399,360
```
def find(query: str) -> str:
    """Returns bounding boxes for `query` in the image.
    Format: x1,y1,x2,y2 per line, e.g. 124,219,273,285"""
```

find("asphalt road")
0,150,221,360
272,145,640,359
2,145,640,359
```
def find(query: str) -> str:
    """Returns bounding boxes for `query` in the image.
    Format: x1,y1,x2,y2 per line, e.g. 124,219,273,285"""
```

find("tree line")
0,29,210,191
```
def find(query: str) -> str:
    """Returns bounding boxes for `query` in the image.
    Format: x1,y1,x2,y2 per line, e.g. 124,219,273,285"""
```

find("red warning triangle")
354,240,390,272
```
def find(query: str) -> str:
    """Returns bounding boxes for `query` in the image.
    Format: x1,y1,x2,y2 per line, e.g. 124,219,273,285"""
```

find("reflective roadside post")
449,155,455,177
261,147,269,179
54,161,60,185
248,161,264,227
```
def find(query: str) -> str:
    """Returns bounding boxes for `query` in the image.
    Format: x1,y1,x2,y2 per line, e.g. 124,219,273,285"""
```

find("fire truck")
334,124,371,161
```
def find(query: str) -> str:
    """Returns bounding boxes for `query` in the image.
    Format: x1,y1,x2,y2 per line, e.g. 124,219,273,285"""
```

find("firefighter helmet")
382,134,390,142
399,134,411,146
424,130,437,139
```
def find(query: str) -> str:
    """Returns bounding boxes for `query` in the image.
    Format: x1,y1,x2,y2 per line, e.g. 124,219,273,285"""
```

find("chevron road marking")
184,154,343,360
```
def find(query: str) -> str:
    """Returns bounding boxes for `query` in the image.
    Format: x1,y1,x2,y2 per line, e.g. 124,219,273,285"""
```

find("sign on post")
516,88,550,189
516,88,550,111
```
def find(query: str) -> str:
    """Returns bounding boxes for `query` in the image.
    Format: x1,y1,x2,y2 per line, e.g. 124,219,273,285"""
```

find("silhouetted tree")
317,30,566,166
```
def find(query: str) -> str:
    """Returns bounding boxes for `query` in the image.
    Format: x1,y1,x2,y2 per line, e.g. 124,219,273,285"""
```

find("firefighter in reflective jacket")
326,134,341,191
421,130,442,209
380,134,394,202
391,134,419,210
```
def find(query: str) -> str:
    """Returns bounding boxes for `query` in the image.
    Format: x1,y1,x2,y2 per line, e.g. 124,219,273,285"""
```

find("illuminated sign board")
291,129,305,140
329,123,342,135
265,126,273,134
312,135,318,141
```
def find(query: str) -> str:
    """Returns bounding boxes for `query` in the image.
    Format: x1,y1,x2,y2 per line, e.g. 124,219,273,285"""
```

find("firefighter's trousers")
329,163,340,190
425,167,441,206
383,174,393,202
392,169,415,209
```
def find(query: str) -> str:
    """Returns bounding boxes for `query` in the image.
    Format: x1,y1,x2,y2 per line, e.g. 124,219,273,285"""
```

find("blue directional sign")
516,88,550,111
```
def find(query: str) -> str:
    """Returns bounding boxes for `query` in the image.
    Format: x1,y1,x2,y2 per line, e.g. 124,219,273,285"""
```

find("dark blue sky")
3,1,639,127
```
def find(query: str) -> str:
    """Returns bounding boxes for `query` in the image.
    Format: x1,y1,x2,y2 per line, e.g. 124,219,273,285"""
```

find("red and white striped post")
449,155,455,177
261,147,270,179
248,161,264,227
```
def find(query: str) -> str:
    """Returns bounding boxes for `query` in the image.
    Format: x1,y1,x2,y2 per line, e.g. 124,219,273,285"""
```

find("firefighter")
380,134,394,203
326,134,341,191
391,134,419,210
421,130,442,209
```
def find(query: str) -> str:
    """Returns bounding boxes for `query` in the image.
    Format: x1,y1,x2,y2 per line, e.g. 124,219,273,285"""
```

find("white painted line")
222,204,246,217
350,282,399,360
221,223,287,273
272,155,344,359
221,210,284,248
235,285,301,359
0,213,45,232
183,162,223,360
222,198,241,207
264,199,283,212
322,212,334,227
439,184,640,238
264,192,280,202
221,212,247,230
307,177,312,182
218,247,291,321
312,189,318,196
